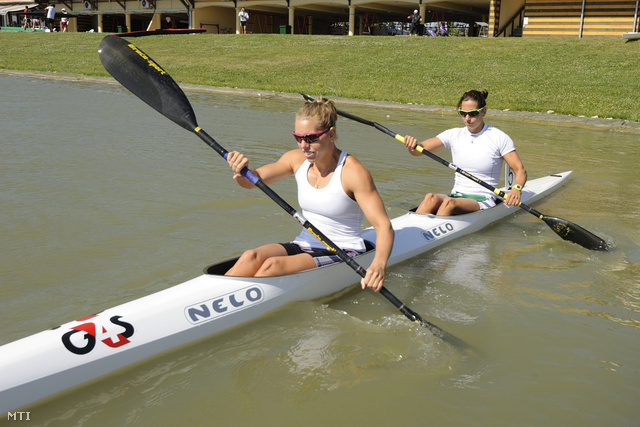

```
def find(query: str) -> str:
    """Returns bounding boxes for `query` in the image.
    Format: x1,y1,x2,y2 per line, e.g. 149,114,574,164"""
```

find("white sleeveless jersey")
292,151,366,252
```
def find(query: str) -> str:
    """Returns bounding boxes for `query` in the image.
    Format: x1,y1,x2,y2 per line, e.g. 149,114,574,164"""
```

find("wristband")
513,184,523,192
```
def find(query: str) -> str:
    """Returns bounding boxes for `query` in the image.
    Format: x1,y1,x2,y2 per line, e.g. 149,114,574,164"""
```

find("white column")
147,13,161,31
420,5,427,36
236,7,240,34
348,5,355,36
289,7,295,34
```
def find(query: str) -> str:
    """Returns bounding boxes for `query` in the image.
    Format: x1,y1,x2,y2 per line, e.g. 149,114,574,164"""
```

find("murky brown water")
1,74,639,426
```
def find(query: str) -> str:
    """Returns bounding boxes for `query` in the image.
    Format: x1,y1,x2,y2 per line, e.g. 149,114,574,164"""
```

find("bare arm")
503,150,527,206
343,156,394,292
227,149,303,188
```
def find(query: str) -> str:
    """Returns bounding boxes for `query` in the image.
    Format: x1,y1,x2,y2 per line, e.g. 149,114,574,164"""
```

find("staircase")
495,5,525,37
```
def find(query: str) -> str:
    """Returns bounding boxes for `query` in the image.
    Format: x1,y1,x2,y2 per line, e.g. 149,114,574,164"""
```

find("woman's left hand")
361,263,385,292
505,188,522,206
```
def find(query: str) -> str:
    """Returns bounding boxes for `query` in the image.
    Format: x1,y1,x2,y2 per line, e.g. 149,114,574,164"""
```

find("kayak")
0,171,571,412
369,171,571,264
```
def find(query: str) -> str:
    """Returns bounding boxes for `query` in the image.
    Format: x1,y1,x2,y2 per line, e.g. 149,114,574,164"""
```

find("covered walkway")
193,0,490,36
0,0,491,35
6,0,635,38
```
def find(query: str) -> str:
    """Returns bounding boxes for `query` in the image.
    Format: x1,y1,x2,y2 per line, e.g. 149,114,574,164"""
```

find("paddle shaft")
301,94,608,251
98,36,459,343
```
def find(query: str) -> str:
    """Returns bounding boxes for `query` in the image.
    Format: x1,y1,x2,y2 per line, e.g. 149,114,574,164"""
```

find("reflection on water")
1,74,640,426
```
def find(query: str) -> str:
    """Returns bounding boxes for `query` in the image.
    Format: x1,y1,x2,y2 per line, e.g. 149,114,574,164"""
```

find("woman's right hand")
227,151,248,176
403,135,419,151
227,151,255,188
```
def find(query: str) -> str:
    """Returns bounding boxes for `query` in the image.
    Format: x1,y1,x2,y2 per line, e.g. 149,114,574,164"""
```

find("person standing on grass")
225,98,394,293
22,7,31,31
60,8,69,32
44,4,55,31
403,89,527,216
407,9,422,36
239,7,249,34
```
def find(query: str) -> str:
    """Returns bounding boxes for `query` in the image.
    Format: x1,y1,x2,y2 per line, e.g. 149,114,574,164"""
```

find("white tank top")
292,151,366,252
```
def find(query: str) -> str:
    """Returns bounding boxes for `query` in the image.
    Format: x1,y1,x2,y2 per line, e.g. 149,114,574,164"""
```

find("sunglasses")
292,128,330,143
458,107,485,117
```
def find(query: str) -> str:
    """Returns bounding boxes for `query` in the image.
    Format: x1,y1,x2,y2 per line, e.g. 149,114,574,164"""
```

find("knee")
437,197,456,215
416,192,442,214
255,257,282,276
226,249,265,276
236,249,262,266
423,193,439,204
440,196,455,208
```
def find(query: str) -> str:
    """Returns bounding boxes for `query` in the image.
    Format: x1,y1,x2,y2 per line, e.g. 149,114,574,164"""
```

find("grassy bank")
1,33,638,122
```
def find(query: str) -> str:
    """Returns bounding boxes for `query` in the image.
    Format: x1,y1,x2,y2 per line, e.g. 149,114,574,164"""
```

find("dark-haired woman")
225,98,393,292
403,89,527,216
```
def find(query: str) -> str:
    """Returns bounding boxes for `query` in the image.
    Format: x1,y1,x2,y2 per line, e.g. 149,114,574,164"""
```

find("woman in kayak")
403,89,527,216
225,98,393,292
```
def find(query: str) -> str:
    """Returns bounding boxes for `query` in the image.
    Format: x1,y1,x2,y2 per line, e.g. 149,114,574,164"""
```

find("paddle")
301,93,609,252
97,35,468,349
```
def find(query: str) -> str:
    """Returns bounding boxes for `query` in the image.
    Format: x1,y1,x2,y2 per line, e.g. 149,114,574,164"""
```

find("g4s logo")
61,315,134,355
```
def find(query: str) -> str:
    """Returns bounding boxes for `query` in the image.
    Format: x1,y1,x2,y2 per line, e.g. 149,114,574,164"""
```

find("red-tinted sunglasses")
292,128,329,143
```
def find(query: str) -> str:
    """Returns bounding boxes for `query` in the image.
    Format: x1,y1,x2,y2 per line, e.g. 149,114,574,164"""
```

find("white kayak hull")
0,171,571,412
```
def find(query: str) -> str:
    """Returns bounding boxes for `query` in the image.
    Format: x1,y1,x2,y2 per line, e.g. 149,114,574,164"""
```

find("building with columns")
2,0,638,37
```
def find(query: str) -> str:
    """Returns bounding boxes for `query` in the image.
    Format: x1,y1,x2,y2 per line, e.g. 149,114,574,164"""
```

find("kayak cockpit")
205,257,240,276
407,198,503,214
204,240,376,276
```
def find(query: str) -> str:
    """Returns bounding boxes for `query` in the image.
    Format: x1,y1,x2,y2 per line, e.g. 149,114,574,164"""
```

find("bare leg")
415,193,446,214
225,243,288,277
225,244,317,277
436,197,480,216
254,253,317,276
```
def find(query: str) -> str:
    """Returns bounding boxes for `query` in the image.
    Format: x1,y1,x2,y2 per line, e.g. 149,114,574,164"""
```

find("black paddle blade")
98,35,198,132
416,315,473,352
542,216,609,251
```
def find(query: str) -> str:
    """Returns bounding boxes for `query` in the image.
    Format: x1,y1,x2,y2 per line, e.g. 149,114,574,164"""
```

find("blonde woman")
225,98,393,292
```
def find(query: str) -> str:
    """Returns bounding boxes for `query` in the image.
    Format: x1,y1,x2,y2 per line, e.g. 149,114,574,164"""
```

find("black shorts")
280,242,334,257
280,242,364,268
